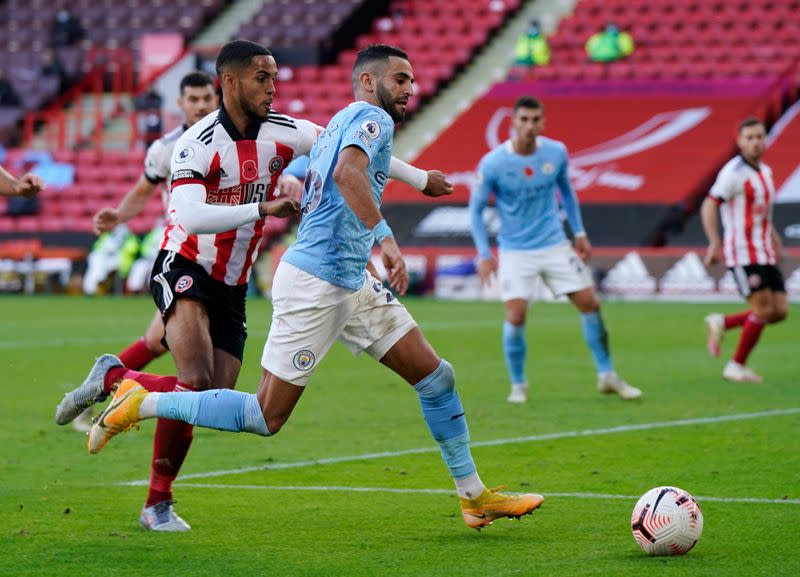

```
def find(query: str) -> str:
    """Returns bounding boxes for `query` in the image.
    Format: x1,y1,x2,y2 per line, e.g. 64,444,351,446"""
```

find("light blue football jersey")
469,137,585,259
283,101,395,290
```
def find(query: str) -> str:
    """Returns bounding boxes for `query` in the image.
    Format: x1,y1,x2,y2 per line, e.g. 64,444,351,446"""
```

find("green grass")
1,296,798,576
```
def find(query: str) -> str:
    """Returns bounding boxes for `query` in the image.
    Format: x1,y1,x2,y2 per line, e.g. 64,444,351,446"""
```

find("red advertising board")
386,79,778,205
766,100,800,203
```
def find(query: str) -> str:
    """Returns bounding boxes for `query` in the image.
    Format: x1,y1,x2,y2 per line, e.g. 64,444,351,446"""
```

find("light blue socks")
581,311,613,373
156,388,271,436
503,321,526,385
413,360,476,479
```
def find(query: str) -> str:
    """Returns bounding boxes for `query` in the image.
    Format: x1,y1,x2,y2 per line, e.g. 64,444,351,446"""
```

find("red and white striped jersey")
144,124,187,213
163,105,318,286
709,155,777,267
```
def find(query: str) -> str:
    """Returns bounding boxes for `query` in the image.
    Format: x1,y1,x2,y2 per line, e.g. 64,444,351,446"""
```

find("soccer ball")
631,486,704,556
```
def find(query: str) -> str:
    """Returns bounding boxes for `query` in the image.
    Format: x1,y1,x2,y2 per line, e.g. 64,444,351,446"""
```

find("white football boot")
722,361,763,383
597,371,642,400
140,501,191,532
507,384,528,404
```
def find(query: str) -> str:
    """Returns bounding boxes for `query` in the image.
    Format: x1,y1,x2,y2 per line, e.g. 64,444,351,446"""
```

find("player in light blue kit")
470,96,641,403
87,45,544,530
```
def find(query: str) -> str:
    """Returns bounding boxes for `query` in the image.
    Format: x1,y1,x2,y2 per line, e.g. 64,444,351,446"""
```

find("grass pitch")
1,295,798,577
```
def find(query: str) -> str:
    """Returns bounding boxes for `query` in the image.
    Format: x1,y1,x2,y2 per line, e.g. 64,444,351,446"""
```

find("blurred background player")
702,117,788,383
84,43,544,532
65,71,218,433
60,39,446,531
469,96,641,403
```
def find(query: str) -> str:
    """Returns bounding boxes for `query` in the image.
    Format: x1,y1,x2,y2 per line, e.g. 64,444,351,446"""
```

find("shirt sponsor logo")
176,147,194,163
171,169,196,181
175,275,193,293
293,349,316,371
354,130,372,148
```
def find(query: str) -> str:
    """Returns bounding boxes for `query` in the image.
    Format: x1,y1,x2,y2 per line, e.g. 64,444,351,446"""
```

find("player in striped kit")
82,44,543,531
60,72,219,435
62,40,448,531
702,117,788,383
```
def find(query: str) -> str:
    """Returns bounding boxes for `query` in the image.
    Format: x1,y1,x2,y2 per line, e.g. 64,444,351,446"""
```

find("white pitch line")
170,483,800,505
119,407,800,486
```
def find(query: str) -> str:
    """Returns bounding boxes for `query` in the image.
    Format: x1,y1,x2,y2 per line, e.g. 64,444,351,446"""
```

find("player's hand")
380,236,408,295
422,170,453,197
276,174,303,201
92,207,120,235
13,173,44,197
262,197,301,218
574,234,592,262
477,256,497,287
704,242,722,267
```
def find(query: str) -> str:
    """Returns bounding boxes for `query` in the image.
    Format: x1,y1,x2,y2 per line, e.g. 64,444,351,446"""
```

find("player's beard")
376,83,405,123
239,83,270,123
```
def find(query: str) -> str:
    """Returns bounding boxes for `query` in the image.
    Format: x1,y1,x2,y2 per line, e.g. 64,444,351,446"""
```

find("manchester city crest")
293,349,316,371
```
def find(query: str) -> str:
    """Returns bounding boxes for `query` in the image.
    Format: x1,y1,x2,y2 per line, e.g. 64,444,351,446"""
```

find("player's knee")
770,307,787,324
506,312,526,326
577,297,600,314
144,334,165,355
179,367,214,390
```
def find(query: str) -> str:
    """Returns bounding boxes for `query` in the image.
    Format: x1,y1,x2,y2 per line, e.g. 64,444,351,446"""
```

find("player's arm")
0,165,44,197
93,175,157,234
556,151,590,261
295,118,451,197
169,138,298,235
333,145,408,295
170,172,299,235
770,225,783,264
388,157,453,197
700,196,723,267
468,161,497,285
702,168,735,267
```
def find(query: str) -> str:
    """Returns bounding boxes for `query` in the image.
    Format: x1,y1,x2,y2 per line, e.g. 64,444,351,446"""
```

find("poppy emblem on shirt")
524,166,535,178
241,159,258,182
542,162,555,175
293,350,316,371
268,155,284,175
175,275,193,293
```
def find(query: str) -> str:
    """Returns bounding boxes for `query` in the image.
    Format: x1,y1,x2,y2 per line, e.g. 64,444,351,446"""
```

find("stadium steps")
192,0,267,47
393,0,577,161
28,93,132,152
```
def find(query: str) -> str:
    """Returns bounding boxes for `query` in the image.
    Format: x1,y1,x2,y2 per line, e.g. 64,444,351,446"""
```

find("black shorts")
728,264,786,299
150,250,248,360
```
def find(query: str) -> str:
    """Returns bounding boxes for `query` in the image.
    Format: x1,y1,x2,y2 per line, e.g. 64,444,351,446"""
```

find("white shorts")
262,262,417,386
499,242,593,301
